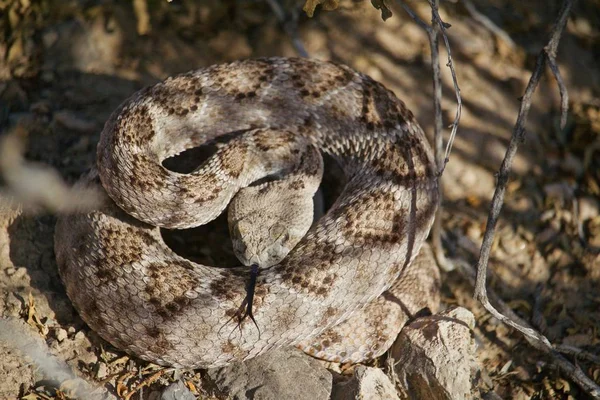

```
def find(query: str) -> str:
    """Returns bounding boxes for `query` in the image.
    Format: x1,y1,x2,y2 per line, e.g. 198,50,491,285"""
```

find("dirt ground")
0,0,599,399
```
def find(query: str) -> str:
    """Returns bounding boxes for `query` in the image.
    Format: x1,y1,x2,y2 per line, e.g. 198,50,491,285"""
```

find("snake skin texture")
55,57,439,368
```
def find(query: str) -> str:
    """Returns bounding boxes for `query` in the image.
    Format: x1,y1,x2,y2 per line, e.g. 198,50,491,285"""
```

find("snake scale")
54,57,440,368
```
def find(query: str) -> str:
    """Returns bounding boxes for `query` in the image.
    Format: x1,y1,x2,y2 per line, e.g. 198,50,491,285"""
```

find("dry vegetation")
0,0,599,399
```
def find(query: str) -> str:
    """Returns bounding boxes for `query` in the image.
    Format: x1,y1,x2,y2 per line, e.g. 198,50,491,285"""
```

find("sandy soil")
0,0,599,398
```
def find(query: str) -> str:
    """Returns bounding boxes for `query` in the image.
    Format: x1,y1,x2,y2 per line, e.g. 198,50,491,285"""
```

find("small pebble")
55,327,68,342
74,331,85,341
13,267,28,280
95,362,108,379
161,380,196,400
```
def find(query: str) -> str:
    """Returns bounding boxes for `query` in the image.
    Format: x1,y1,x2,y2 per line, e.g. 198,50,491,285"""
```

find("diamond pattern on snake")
55,57,440,368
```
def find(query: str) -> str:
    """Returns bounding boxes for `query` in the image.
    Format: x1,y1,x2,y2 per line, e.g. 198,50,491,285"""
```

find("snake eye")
269,223,286,241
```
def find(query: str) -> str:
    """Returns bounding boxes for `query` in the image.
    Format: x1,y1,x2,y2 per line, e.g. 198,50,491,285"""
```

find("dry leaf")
371,0,392,21
303,0,340,17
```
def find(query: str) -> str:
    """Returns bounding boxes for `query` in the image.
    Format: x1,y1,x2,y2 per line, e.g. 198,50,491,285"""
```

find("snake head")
229,216,308,268
228,186,314,268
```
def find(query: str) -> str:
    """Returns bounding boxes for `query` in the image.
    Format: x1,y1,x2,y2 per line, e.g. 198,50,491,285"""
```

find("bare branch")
462,0,517,49
396,0,462,271
265,0,309,57
427,0,452,272
555,345,600,365
396,1,432,33
545,52,569,130
427,1,461,173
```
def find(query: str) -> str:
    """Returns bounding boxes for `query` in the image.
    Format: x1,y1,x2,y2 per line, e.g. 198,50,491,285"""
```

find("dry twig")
471,1,600,397
396,0,462,271
462,0,516,49
265,0,309,57
545,47,569,130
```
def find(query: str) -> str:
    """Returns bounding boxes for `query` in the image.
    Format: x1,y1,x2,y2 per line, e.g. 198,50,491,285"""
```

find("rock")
208,348,332,400
161,380,196,400
579,197,599,222
391,307,480,400
54,327,68,342
95,362,108,380
74,331,85,342
332,366,399,400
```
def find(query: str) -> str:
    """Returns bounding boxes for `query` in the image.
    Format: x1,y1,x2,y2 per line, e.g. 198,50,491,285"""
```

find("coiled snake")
55,57,440,368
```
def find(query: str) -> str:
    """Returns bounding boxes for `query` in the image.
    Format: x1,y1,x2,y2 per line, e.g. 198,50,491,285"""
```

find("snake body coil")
55,58,439,368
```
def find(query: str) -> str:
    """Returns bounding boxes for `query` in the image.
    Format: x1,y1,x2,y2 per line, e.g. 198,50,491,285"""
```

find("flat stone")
208,348,332,400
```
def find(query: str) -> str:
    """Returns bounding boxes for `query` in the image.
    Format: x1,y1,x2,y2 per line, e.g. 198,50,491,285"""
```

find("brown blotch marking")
95,226,148,272
148,329,174,353
82,297,100,318
209,275,240,301
342,190,407,245
218,141,247,179
298,148,321,177
114,104,156,147
325,307,337,318
146,326,161,338
358,75,411,133
322,274,336,285
254,285,268,298
253,129,297,152
150,74,204,116
195,173,221,203
214,58,277,98
225,308,238,318
328,330,343,344
142,261,200,323
289,180,305,190
285,58,354,101
94,266,116,283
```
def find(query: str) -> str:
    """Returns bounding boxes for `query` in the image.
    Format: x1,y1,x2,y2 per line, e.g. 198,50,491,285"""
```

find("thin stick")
397,2,432,33
555,345,600,365
545,51,569,130
396,0,462,271
265,0,309,57
427,1,461,172
462,0,517,49
426,1,450,272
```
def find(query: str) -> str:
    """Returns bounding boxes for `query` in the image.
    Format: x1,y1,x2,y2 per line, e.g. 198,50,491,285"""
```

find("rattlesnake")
54,57,440,368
